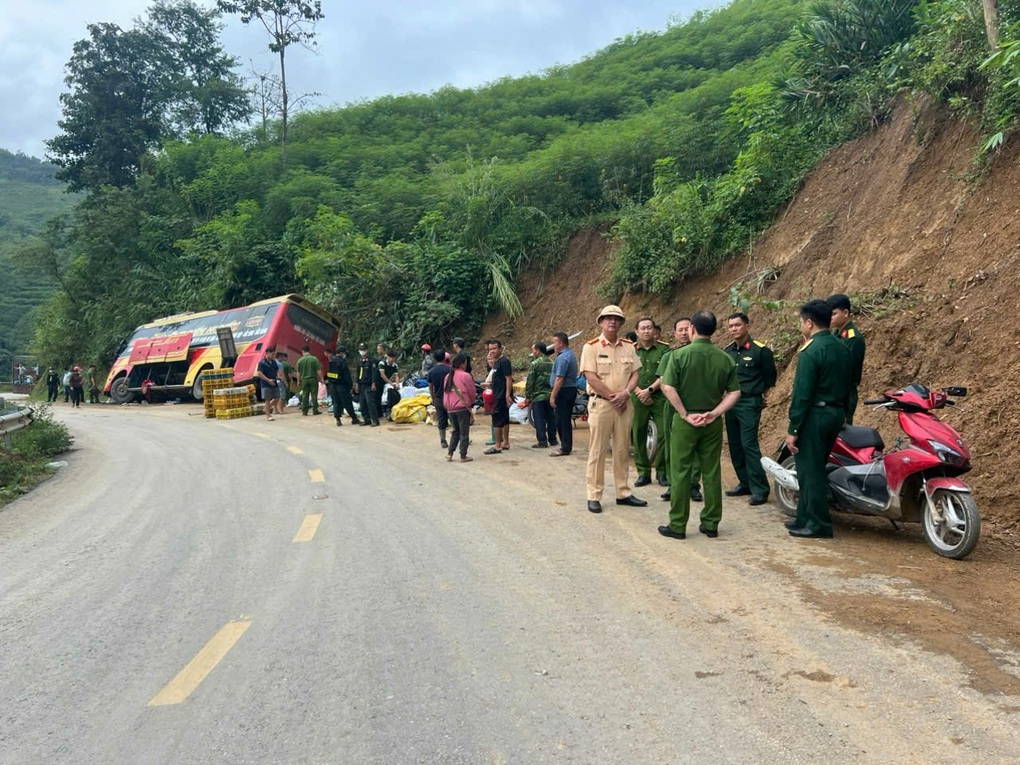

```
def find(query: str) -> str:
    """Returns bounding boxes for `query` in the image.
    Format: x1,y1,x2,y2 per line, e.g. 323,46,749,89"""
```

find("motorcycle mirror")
943,386,967,397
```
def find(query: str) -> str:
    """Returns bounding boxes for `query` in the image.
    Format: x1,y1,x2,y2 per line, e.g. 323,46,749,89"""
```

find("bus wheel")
109,375,135,404
191,367,213,401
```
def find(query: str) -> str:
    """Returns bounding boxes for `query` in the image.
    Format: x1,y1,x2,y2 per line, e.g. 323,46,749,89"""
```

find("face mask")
359,350,367,357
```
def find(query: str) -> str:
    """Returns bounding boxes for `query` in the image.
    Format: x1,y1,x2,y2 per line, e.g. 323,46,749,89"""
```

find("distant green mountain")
0,149,77,357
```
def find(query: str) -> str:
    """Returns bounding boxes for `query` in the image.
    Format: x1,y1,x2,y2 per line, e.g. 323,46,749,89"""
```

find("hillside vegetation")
0,150,77,369
16,0,1020,369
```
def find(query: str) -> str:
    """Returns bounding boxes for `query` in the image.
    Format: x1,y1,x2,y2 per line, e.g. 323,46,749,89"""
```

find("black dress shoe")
748,494,767,506
725,485,751,497
616,495,647,507
689,486,703,502
788,527,833,539
587,500,603,513
699,523,719,538
531,442,548,449
658,525,686,540
634,474,651,487
660,489,671,500
657,475,669,487
335,419,342,427
783,519,802,530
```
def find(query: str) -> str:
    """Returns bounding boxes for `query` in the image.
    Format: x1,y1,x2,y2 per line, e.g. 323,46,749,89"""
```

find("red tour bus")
103,294,340,403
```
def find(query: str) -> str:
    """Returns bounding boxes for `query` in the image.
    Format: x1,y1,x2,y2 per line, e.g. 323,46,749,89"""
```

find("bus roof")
139,294,337,329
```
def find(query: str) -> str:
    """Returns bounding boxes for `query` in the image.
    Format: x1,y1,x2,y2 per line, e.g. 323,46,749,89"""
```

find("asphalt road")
2,404,1019,764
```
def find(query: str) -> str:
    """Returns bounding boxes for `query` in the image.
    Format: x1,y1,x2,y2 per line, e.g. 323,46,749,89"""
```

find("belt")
813,401,845,408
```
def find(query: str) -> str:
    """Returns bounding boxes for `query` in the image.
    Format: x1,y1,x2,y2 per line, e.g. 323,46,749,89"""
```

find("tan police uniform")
580,306,642,501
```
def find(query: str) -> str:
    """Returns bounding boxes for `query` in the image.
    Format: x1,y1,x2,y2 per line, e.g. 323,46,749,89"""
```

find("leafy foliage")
20,0,1020,371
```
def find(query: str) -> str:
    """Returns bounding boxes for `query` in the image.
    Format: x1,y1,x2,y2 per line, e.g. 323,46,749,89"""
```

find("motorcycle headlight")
928,440,966,466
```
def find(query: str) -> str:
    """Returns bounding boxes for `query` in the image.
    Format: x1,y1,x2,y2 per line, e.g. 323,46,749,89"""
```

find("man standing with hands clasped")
658,310,741,540
579,305,645,514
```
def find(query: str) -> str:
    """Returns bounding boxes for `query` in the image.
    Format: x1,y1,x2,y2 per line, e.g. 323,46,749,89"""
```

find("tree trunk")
984,0,999,50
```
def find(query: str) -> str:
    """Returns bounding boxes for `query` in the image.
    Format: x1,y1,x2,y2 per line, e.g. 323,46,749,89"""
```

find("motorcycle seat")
838,425,884,450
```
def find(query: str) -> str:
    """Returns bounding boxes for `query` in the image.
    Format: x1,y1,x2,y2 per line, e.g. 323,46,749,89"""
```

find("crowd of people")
38,364,100,407
252,294,866,541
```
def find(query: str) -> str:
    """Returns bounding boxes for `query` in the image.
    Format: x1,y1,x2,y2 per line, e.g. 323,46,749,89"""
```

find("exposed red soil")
481,98,1020,544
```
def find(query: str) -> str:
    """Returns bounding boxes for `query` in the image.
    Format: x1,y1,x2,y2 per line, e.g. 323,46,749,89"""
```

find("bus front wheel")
191,367,213,401
109,376,136,404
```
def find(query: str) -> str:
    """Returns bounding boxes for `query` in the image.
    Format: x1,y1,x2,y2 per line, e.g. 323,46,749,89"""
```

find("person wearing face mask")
355,343,381,426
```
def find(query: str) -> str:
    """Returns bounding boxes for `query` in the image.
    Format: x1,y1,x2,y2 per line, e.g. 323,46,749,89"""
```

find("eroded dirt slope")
481,99,1020,540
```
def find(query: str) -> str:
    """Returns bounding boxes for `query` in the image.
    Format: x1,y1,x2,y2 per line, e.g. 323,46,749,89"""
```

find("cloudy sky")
1,0,723,159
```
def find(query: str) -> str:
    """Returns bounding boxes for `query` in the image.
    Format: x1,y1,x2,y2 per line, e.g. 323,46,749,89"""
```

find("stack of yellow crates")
213,385,253,419
200,368,235,419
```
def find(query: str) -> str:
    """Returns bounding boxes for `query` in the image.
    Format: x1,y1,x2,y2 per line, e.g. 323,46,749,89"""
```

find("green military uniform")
724,337,777,498
660,339,739,532
631,340,669,481
296,352,322,415
656,346,701,492
788,332,852,536
834,321,865,424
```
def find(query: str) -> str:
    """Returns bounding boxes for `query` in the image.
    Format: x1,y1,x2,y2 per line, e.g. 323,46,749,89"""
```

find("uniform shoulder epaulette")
586,337,600,345
799,338,814,352
753,339,768,348
622,338,635,345
846,328,856,338
657,340,670,346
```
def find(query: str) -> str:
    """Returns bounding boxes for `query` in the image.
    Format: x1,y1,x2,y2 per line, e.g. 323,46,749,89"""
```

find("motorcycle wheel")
647,420,658,465
773,456,798,517
922,490,980,560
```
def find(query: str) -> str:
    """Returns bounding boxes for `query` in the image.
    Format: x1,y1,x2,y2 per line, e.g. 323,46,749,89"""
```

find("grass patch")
0,405,73,506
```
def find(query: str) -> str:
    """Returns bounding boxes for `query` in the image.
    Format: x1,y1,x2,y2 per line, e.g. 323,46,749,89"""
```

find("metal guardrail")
0,406,33,449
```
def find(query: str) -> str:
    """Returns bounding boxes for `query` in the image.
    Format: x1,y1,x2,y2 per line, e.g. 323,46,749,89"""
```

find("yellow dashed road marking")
287,445,304,455
148,620,252,707
308,468,324,483
292,514,323,543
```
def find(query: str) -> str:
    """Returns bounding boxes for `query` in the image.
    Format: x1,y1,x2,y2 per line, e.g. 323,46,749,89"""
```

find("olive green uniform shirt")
724,337,777,396
660,338,739,412
787,332,852,436
834,320,865,387
634,341,669,391
296,353,322,382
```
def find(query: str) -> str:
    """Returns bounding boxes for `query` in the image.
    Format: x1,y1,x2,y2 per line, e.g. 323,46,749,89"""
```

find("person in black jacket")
327,346,359,426
355,343,381,427
46,367,60,402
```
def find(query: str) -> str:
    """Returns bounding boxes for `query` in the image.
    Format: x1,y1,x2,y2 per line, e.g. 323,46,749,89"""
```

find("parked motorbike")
762,384,979,559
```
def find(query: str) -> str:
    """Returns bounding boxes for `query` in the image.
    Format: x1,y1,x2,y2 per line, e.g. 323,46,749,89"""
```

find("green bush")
11,406,72,460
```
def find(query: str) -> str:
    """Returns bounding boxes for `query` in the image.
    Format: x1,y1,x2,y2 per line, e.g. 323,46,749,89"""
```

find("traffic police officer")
327,346,359,426
723,312,777,505
785,299,852,539
827,293,866,423
631,317,669,487
654,317,703,502
658,310,741,539
579,305,646,514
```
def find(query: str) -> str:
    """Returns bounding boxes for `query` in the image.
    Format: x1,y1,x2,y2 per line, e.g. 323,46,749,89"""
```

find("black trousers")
330,383,357,421
358,385,379,423
554,387,578,455
47,385,59,402
531,399,557,446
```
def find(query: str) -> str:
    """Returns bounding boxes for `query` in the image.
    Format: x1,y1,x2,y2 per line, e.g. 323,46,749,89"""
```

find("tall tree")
46,23,166,192
216,1,324,160
47,1,250,194
984,0,999,49
143,0,251,135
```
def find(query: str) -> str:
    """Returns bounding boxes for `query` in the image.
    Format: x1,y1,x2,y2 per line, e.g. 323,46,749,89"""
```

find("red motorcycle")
762,384,979,559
